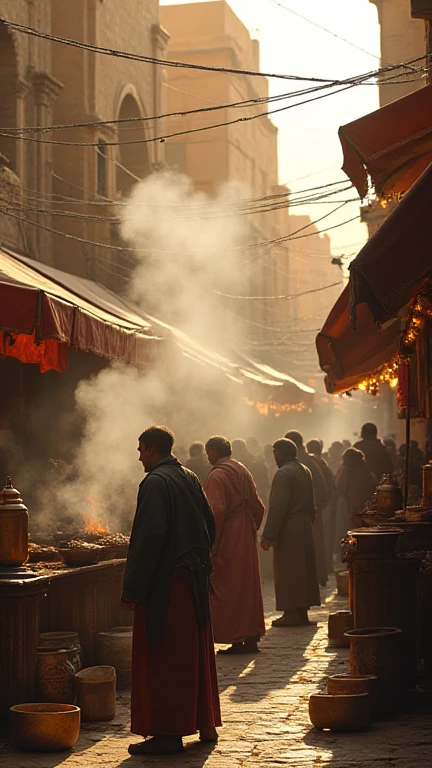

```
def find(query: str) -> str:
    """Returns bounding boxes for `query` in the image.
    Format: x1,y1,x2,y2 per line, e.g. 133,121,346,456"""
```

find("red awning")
0,250,165,373
316,285,401,394
339,84,432,198
0,250,313,404
349,163,432,325
316,163,432,394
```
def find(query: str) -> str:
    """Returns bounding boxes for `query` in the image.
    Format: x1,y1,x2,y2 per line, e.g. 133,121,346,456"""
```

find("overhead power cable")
0,203,360,259
2,89,302,134
267,0,380,60
214,281,343,301
0,83,359,147
14,173,351,211
0,63,425,150
6,190,358,224
0,17,355,84
4,17,429,87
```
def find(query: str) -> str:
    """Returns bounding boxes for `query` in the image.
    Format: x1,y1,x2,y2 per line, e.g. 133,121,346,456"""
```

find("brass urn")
0,476,29,566
374,475,403,518
422,463,432,509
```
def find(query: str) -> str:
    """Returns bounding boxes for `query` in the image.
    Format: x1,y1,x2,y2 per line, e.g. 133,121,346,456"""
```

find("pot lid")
0,476,27,511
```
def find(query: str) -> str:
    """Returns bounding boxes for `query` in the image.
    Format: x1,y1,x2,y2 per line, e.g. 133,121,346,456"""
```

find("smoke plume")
36,173,256,533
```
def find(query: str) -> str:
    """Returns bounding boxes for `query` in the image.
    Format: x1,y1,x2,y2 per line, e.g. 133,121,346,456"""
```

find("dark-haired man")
205,436,265,654
354,422,393,484
122,426,221,756
185,441,211,485
261,438,320,626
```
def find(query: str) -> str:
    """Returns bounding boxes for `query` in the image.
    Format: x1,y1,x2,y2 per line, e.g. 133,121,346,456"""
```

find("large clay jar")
36,649,75,705
76,666,116,722
97,627,132,688
39,632,82,675
345,627,402,712
328,611,353,648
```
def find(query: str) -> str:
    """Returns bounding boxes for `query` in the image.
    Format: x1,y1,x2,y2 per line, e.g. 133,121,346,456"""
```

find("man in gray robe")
261,438,321,627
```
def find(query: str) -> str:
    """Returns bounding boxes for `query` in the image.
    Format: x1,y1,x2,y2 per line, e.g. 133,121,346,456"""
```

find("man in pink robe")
204,436,266,655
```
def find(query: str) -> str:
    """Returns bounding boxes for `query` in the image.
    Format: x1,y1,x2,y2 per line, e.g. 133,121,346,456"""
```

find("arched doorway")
116,93,150,197
0,23,18,172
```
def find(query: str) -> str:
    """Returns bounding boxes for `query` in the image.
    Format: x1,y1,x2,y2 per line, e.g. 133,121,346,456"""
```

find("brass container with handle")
0,476,29,567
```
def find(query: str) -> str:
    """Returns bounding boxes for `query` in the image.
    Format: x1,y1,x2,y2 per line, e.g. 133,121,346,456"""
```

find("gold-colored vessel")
0,476,29,566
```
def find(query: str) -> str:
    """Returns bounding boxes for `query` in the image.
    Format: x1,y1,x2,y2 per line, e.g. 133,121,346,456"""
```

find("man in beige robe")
261,438,321,627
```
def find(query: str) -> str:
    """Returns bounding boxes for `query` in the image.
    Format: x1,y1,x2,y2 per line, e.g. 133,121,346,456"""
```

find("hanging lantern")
397,360,410,409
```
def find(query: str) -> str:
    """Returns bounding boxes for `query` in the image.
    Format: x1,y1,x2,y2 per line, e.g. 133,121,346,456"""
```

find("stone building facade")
0,0,62,263
50,0,168,285
0,0,167,288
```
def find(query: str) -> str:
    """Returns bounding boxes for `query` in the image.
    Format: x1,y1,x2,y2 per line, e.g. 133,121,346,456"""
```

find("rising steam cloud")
120,170,249,343
38,173,255,533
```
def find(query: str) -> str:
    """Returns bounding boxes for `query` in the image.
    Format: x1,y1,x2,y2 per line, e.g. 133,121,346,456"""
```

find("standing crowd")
121,421,401,756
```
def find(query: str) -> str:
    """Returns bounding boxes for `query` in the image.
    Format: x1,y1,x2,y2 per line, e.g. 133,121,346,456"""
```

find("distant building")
370,0,426,107
362,1,426,237
161,0,337,375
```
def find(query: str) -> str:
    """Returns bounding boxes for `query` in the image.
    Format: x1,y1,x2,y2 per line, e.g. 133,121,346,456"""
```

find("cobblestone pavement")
2,576,432,767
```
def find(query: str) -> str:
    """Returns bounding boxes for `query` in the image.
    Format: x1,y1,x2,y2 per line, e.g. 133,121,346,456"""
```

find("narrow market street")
2,577,432,768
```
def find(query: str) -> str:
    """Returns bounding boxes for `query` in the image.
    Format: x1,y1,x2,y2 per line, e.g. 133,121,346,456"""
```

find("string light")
356,295,431,395
242,397,311,416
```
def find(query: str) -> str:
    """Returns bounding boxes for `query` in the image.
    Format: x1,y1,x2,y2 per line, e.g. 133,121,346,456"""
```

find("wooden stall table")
39,559,132,666
0,559,131,722
0,574,49,721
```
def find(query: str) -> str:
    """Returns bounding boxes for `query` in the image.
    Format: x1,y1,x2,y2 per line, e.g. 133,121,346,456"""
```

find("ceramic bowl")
58,548,101,567
10,703,80,752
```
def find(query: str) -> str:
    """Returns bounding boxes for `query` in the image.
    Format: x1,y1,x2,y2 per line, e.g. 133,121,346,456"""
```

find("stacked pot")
344,527,420,696
311,527,420,730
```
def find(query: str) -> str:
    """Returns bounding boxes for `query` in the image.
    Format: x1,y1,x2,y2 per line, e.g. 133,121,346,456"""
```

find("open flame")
82,496,110,535
82,516,110,535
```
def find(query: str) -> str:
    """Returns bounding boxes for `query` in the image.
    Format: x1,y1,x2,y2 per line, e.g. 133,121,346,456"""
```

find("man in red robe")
204,436,265,655
121,426,221,756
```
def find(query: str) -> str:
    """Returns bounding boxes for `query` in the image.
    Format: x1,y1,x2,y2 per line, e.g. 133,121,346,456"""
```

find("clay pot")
76,666,116,722
36,649,75,704
39,632,82,674
97,626,132,688
336,570,350,596
345,627,403,710
10,703,80,752
347,528,403,558
328,611,353,647
308,692,371,731
327,674,379,715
